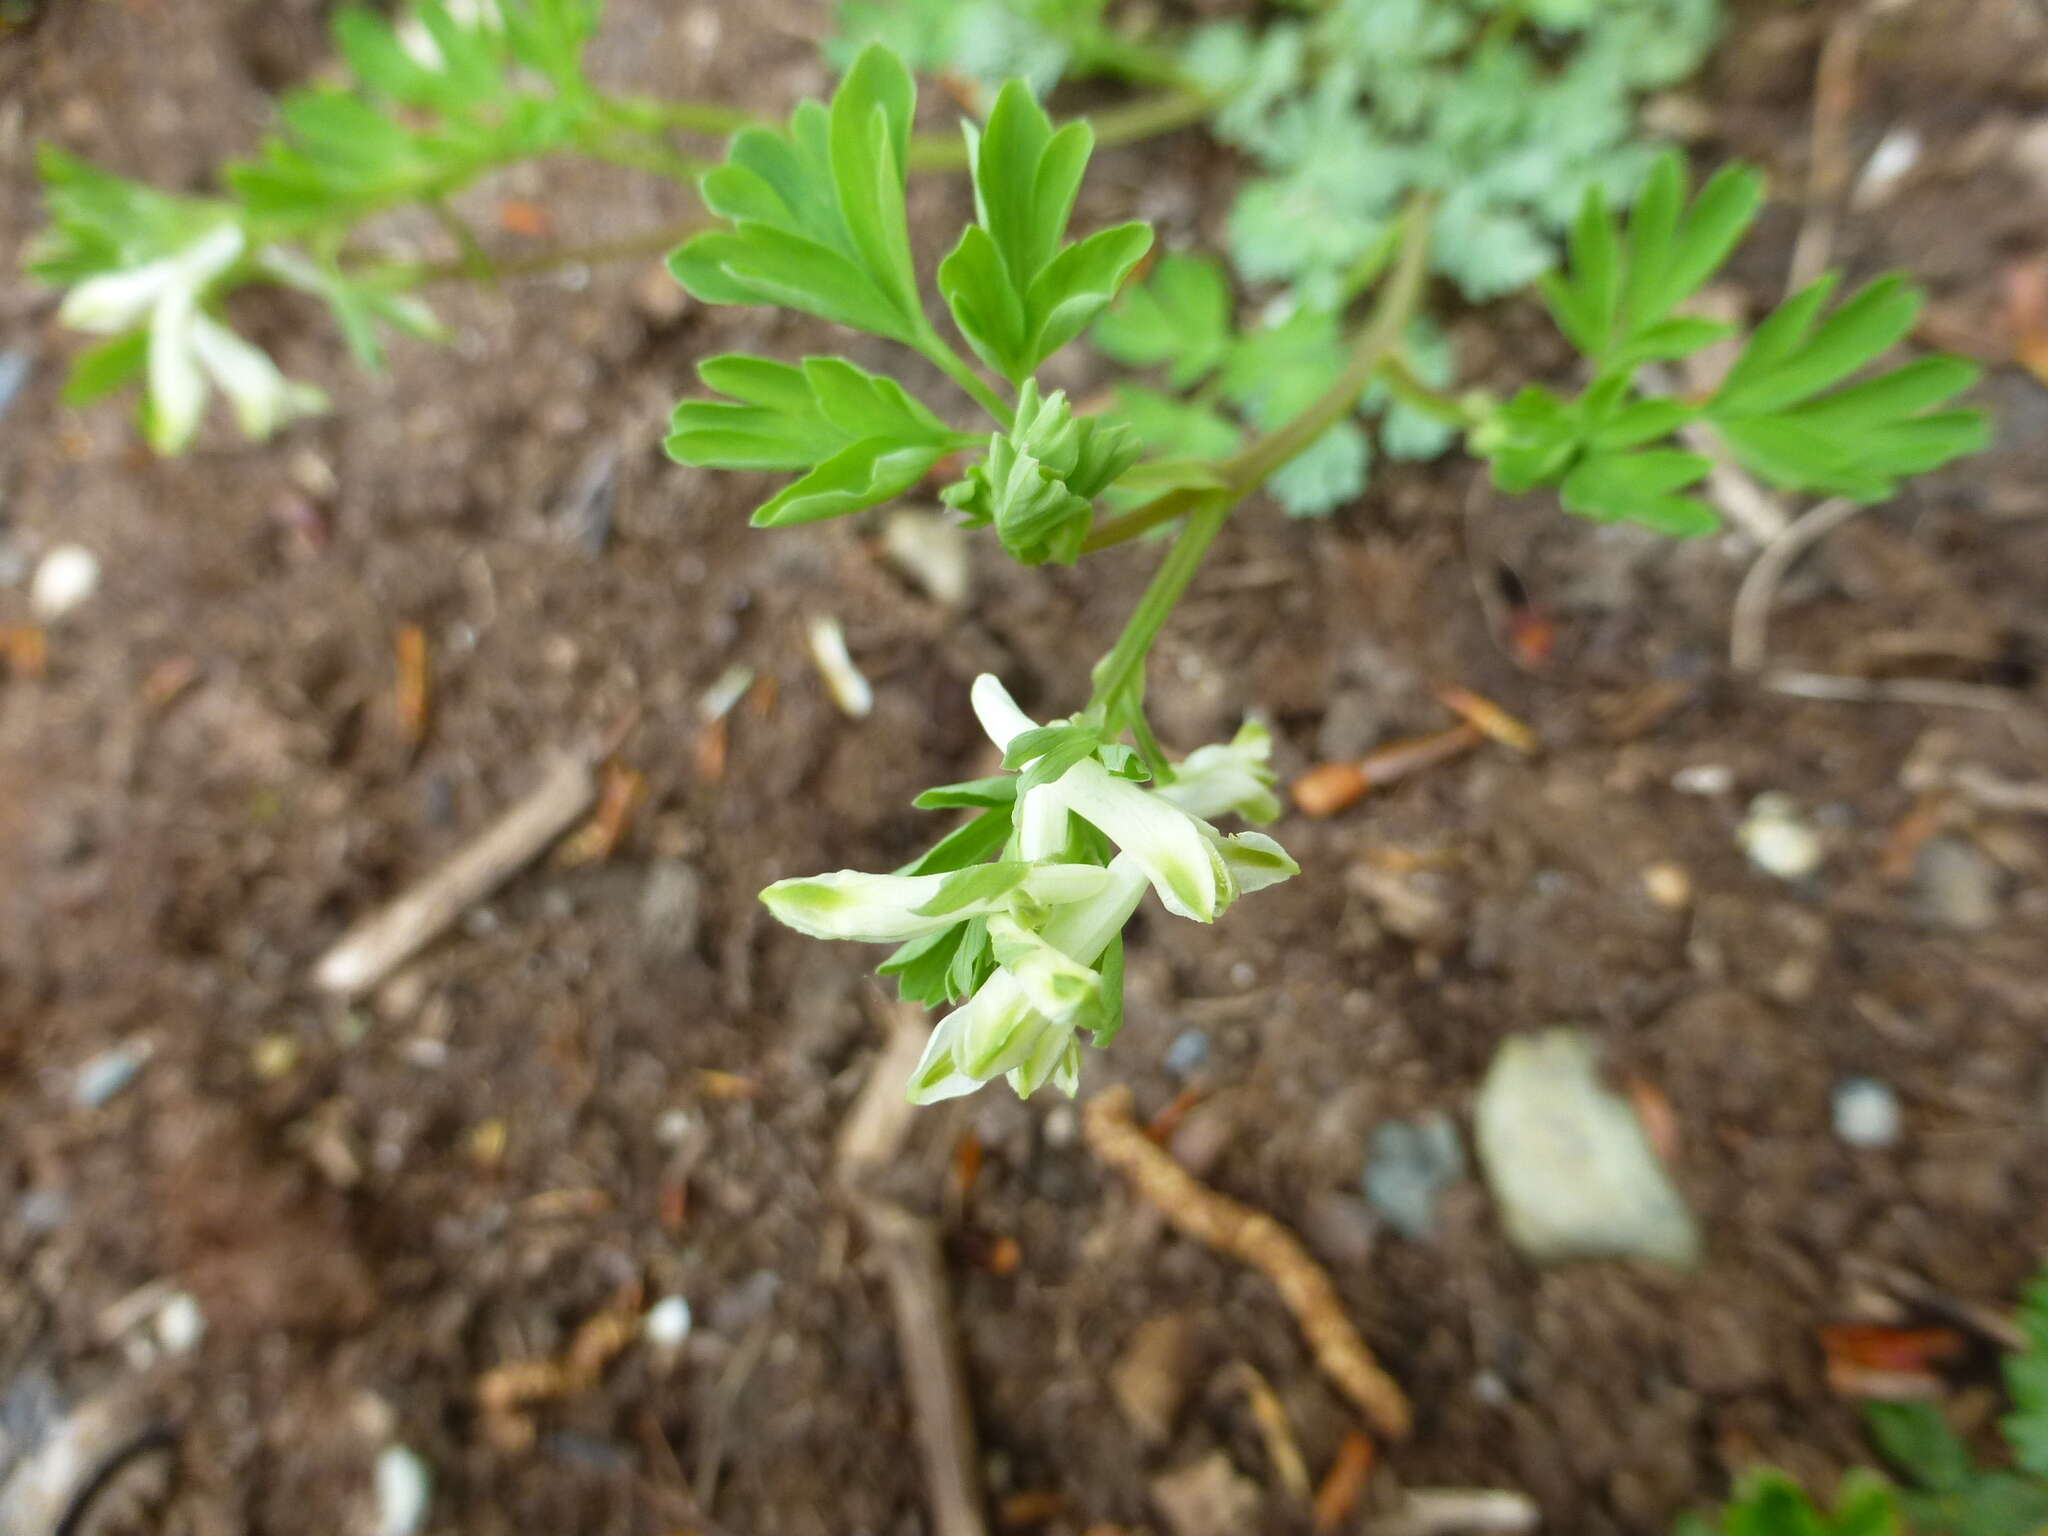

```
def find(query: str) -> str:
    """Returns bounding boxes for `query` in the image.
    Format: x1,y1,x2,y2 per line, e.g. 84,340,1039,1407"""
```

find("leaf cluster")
667,53,1156,556
1091,251,1456,516
227,0,606,228
1185,0,1723,306
1470,153,1987,536
830,0,1169,103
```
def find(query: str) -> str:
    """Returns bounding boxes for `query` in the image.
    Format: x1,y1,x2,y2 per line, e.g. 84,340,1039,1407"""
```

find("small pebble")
643,1295,693,1350
1363,1112,1466,1241
1642,861,1693,911
155,1292,205,1355
654,1108,695,1146
17,1188,70,1235
251,1034,300,1080
1738,793,1824,881
1672,762,1735,796
30,544,101,621
1852,126,1922,210
72,1041,150,1108
1227,960,1256,989
1833,1076,1903,1149
0,348,31,422
374,1445,432,1536
1163,1029,1210,1078
1041,1102,1079,1149
1912,836,2002,933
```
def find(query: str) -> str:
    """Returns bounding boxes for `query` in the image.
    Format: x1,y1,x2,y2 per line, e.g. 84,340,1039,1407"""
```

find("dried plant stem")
1084,1085,1412,1439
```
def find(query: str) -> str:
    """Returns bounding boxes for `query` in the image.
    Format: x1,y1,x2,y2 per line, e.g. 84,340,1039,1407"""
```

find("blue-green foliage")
830,0,1169,101
1188,0,1722,306
1093,252,1456,517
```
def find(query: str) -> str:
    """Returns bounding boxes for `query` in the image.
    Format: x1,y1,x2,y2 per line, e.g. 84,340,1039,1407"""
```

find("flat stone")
1474,1030,1701,1268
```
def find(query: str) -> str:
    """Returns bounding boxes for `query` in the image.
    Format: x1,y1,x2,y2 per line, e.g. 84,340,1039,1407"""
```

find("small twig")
692,1314,773,1515
312,750,598,994
1361,1488,1541,1536
1729,495,1863,673
1222,1361,1311,1502
1084,1086,1412,1439
1787,9,1868,294
1761,670,2028,714
849,1197,990,1536
836,1003,990,1536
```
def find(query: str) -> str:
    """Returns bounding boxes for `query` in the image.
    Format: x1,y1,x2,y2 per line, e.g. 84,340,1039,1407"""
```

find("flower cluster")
942,382,1142,566
762,675,1296,1104
59,223,327,454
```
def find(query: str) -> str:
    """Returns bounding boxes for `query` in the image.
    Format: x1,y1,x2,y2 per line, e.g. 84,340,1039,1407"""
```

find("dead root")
1084,1085,1413,1439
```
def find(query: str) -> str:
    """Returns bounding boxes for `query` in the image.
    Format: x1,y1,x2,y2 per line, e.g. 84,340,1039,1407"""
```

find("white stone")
1474,1029,1701,1267
30,544,101,620
643,1295,693,1349
155,1291,206,1355
374,1445,432,1536
1832,1077,1903,1149
883,509,972,607
1738,793,1824,881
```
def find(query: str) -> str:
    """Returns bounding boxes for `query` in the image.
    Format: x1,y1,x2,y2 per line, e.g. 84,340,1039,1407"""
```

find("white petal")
1053,759,1228,922
171,223,247,287
989,914,1099,1028
1016,782,1069,862
190,315,317,438
145,288,208,454
970,673,1039,754
906,1012,983,1104
1210,828,1299,897
60,261,176,334
952,974,1046,1080
761,863,1109,944
1005,1020,1075,1098
1037,856,1148,964
1158,719,1282,823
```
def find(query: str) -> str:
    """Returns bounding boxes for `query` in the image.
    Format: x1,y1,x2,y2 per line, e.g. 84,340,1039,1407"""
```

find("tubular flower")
758,673,1297,1104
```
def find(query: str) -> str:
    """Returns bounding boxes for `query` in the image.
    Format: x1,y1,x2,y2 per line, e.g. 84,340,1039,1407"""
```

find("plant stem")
1080,197,1438,555
1378,353,1473,425
1087,490,1233,713
920,334,1014,428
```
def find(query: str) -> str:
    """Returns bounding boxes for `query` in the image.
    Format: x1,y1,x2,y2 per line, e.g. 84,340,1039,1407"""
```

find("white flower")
60,222,326,452
763,673,1300,1107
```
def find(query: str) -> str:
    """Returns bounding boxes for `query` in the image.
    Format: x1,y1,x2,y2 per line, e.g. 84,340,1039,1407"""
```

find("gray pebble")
1832,1076,1902,1149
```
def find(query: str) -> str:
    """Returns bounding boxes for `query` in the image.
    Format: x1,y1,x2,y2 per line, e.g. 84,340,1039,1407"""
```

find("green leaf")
1475,385,1580,493
753,437,955,526
1089,934,1126,1048
1588,396,1695,451
1720,1472,1831,1536
1866,1402,1974,1495
61,330,148,408
1714,276,1921,418
1649,160,1766,327
943,78,1154,379
1269,420,1369,517
1026,221,1154,363
1559,448,1717,536
914,776,1019,810
946,913,995,1000
878,923,967,1005
1830,1472,1902,1536
1542,181,1620,356
1091,252,1234,388
1112,386,1244,465
828,44,921,322
914,860,1030,916
897,804,1017,878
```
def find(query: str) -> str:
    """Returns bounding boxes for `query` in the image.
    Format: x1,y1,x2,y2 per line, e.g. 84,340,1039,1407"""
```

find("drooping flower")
60,222,327,453
758,673,1298,1106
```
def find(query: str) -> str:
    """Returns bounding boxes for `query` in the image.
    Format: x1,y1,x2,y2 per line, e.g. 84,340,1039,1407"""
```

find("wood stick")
312,751,596,995
851,1194,990,1536
1084,1086,1412,1439
1362,1488,1540,1536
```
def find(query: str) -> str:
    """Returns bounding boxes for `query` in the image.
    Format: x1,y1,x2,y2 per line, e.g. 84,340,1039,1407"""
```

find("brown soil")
3,2,2047,1533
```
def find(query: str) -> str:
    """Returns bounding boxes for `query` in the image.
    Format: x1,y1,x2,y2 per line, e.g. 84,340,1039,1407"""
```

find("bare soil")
3,2,2048,1533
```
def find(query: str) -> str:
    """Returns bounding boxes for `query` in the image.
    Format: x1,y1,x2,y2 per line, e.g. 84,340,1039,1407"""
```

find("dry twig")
312,750,597,994
1223,1361,1311,1502
1729,495,1863,673
1084,1086,1412,1439
1361,1488,1541,1536
477,1290,641,1449
1787,9,1867,293
1311,1430,1376,1534
835,1002,990,1536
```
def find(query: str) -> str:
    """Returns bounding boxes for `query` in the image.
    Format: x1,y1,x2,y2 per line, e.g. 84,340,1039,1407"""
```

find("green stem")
1378,353,1473,425
918,333,1014,429
1081,197,1439,556
1087,490,1233,714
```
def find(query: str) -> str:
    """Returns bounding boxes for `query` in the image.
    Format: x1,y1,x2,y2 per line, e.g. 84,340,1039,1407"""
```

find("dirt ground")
3,1,2048,1532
